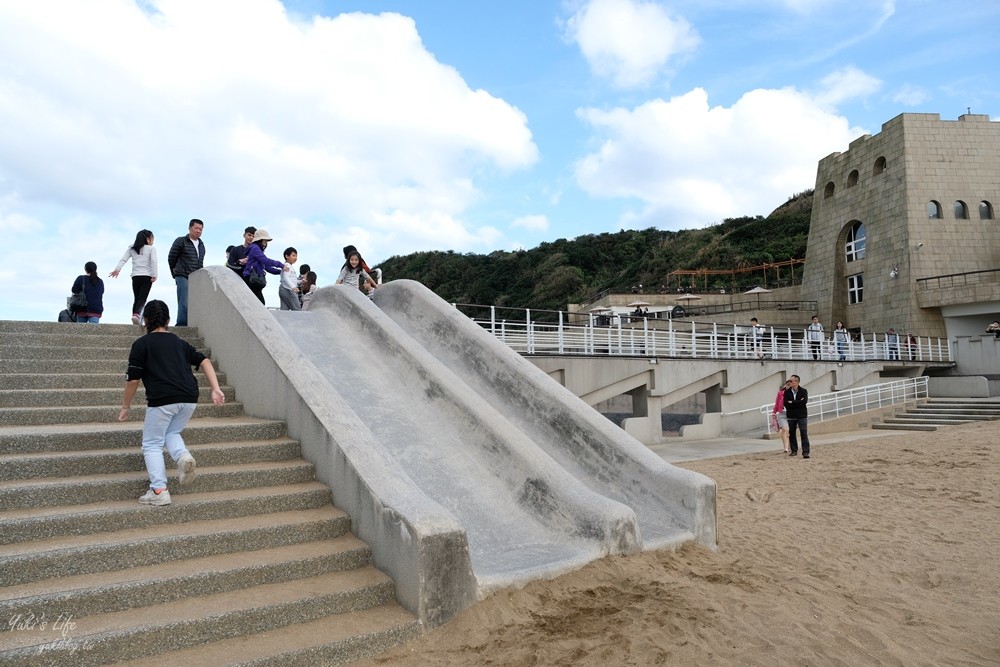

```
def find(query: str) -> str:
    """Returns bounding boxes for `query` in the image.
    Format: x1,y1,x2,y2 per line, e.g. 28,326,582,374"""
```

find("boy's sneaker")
131,313,141,325
139,488,171,506
178,453,197,485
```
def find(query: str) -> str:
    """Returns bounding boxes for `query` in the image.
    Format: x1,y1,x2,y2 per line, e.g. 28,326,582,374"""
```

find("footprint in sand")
745,488,773,503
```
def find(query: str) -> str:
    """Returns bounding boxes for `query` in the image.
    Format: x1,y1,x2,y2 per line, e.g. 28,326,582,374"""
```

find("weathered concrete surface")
191,269,708,627
190,267,476,629
373,280,716,553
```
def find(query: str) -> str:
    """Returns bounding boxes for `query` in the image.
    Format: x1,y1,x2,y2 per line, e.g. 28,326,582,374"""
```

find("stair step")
0,416,288,454
111,604,420,667
872,423,937,431
0,460,320,511
0,506,351,587
0,567,397,666
0,536,371,623
0,401,245,426
0,437,301,481
0,385,236,408
0,482,332,544
0,371,227,390
0,332,205,349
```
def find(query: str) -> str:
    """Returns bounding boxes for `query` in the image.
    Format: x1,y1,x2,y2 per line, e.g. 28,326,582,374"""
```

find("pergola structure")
665,258,805,292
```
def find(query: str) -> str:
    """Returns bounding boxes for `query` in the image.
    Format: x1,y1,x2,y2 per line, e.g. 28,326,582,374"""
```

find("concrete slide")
190,268,715,627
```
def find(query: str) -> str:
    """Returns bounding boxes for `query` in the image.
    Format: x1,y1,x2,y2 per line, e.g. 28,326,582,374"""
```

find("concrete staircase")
0,321,418,666
872,397,1000,431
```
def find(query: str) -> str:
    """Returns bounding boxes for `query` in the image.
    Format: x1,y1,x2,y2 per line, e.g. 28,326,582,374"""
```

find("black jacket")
783,386,809,419
168,235,205,278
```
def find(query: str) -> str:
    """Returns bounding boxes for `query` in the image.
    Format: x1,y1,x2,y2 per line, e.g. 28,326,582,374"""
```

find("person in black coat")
783,374,811,458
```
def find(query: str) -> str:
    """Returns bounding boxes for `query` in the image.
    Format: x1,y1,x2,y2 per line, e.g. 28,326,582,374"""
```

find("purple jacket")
242,244,284,278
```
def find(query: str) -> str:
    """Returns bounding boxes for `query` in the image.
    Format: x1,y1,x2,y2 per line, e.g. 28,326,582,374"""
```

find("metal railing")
916,268,1000,291
455,304,952,363
756,376,929,433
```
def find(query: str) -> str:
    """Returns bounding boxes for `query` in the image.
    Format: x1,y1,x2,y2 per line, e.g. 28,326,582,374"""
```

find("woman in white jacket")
110,230,158,325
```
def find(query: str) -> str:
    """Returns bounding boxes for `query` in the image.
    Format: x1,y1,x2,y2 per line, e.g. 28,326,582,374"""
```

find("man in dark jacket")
167,219,206,326
783,374,811,458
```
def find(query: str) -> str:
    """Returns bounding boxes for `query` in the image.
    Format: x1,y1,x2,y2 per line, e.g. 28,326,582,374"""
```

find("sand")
358,421,1000,666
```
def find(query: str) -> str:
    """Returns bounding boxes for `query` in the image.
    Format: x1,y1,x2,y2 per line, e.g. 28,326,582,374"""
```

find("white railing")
457,304,952,363
756,376,929,433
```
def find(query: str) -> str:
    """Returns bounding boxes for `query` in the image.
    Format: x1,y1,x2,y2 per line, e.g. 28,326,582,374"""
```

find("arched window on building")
980,201,995,220
845,221,866,262
954,200,969,219
928,200,942,219
847,170,859,187
824,182,835,199
847,274,864,304
873,156,886,175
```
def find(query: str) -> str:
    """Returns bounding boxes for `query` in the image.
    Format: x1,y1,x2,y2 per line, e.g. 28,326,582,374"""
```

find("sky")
1,0,998,323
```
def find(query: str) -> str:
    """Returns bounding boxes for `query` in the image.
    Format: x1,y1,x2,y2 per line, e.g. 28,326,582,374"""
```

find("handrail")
756,377,929,433
454,303,953,363
916,268,1000,290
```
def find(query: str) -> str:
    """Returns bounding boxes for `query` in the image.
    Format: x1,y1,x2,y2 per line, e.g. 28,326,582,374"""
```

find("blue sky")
1,0,997,322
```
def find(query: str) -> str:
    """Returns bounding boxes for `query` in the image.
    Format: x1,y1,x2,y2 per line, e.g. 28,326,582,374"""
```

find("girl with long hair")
71,261,105,323
110,229,157,324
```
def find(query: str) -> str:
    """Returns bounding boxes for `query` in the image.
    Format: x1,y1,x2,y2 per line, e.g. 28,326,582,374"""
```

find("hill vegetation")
377,190,813,311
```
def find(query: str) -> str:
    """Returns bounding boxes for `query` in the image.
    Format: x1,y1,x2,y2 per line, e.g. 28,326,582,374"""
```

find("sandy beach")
358,421,1000,666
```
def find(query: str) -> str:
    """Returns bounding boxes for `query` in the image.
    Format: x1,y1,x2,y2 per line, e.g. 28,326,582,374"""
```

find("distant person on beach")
337,249,377,294
783,375,811,458
807,316,824,360
833,321,849,361
772,380,792,454
71,261,105,324
167,218,206,327
300,271,318,310
242,228,287,305
110,229,157,325
278,247,301,311
118,300,224,506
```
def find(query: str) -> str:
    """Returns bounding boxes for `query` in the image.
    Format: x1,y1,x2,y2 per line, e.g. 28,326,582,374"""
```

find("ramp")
189,268,715,626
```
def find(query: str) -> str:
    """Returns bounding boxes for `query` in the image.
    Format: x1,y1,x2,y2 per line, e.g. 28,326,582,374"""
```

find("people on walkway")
807,316,824,360
906,332,918,359
110,229,157,325
772,380,791,453
278,247,301,311
783,374,811,458
118,300,225,506
750,317,764,359
886,328,900,360
242,228,286,304
337,249,378,294
226,226,256,284
833,321,849,361
987,321,1000,338
167,219,206,327
71,261,105,324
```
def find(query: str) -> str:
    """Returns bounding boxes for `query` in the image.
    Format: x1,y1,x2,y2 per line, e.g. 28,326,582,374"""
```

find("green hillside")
377,190,813,310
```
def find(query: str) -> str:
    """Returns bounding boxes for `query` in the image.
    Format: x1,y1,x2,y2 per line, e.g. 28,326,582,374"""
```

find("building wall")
801,113,1000,339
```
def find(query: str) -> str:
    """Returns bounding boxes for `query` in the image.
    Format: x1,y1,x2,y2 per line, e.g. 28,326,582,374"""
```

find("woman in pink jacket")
772,380,791,453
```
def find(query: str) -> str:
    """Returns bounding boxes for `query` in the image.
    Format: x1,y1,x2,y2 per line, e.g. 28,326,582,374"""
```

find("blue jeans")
174,276,189,326
141,402,196,489
75,314,100,323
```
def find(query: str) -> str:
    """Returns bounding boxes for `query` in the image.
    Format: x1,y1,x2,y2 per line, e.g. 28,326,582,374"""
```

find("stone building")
800,112,1000,340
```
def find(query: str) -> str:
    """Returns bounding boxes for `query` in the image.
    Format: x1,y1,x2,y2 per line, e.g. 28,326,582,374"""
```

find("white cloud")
814,66,882,108
574,86,864,229
563,0,699,88
0,1,537,243
891,84,929,106
511,214,550,232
